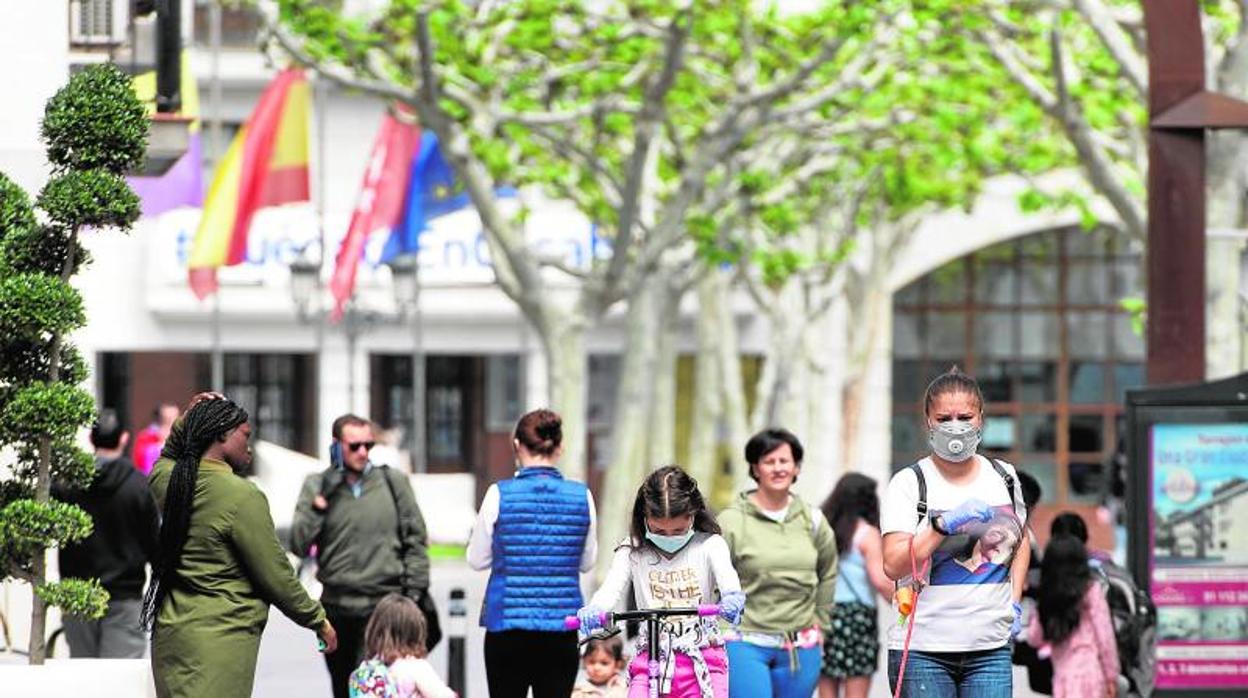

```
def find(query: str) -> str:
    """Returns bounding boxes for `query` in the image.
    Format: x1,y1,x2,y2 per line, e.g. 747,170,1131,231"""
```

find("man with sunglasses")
291,413,430,698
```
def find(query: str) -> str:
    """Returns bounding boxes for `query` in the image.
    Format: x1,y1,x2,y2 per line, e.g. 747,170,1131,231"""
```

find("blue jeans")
887,646,1012,697
725,640,821,698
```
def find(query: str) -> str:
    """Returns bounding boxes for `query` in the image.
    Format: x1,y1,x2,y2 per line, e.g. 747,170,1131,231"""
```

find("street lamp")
287,251,426,470
289,253,322,322
387,255,427,473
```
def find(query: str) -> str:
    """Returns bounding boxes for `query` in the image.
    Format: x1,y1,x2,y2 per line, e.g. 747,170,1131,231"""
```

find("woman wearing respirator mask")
878,368,1030,698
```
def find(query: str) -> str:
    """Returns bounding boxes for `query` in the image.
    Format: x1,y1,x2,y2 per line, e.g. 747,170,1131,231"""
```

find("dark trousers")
484,629,579,698
324,606,373,698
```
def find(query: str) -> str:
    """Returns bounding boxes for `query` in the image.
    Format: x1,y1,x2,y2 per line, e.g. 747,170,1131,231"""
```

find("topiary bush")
0,63,146,664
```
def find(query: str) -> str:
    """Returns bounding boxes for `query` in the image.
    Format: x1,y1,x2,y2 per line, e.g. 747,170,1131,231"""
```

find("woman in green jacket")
720,428,839,698
144,395,337,698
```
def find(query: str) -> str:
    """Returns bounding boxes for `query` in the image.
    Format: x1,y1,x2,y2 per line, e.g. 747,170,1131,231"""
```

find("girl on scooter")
577,465,746,698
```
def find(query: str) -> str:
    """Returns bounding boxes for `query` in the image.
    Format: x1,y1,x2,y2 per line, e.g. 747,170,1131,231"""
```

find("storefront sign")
145,196,605,290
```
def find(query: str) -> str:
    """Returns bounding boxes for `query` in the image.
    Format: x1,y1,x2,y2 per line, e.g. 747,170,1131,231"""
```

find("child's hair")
582,634,625,664
820,472,879,555
364,593,428,664
1050,511,1089,543
629,465,720,546
1037,535,1093,645
922,365,984,418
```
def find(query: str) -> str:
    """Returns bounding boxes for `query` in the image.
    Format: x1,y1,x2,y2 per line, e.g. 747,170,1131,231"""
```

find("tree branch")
1072,0,1147,100
598,10,692,312
974,27,1057,110
1048,27,1146,240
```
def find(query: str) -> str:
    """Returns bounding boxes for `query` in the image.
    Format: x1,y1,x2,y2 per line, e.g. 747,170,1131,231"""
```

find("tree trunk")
1205,131,1248,379
598,277,669,568
713,275,751,488
688,274,725,494
537,314,589,481
647,281,682,468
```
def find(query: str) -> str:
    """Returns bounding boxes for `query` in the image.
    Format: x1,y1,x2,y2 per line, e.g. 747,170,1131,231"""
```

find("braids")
141,398,248,629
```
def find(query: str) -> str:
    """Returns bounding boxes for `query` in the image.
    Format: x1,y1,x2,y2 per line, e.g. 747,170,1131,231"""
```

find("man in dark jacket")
291,413,431,698
55,409,160,657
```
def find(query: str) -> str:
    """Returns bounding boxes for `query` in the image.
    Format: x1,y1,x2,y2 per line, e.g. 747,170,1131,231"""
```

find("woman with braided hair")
145,394,337,697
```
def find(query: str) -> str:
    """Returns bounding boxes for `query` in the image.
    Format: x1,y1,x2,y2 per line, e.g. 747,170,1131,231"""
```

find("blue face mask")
646,524,694,554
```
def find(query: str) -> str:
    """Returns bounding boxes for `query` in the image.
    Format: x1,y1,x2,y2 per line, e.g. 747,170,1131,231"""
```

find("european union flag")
381,132,471,262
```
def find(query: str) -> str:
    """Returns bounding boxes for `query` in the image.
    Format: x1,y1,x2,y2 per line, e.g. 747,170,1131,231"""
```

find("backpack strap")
989,458,1018,515
378,466,413,596
908,462,928,527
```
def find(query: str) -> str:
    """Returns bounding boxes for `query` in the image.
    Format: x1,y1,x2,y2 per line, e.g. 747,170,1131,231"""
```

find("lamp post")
289,252,424,460
388,256,427,473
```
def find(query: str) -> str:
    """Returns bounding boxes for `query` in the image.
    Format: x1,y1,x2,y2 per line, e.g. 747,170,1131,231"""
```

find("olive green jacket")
290,464,430,612
720,490,839,634
149,458,326,698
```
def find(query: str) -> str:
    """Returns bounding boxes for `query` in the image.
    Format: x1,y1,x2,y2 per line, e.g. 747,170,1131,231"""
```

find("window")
221,353,313,454
892,227,1144,508
485,355,525,430
193,1,261,49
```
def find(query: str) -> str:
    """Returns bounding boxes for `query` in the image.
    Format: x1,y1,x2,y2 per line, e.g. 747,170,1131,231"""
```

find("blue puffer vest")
483,466,590,632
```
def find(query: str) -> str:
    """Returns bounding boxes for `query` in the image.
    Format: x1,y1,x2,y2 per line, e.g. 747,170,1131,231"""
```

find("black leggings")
323,606,372,698
484,629,580,698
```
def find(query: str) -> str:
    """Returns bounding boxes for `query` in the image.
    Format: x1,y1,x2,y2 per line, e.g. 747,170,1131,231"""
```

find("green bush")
40,64,148,174
0,60,147,663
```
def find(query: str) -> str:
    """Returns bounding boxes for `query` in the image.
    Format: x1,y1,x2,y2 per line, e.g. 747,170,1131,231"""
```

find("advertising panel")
1151,423,1248,689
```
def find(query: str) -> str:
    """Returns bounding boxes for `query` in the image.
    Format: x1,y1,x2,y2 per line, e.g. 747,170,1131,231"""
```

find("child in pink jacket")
1028,536,1119,698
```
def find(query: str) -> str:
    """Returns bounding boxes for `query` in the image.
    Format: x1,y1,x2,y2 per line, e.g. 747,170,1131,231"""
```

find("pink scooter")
565,605,721,698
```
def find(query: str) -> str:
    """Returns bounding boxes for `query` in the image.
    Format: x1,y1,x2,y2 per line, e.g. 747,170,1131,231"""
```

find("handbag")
379,466,442,651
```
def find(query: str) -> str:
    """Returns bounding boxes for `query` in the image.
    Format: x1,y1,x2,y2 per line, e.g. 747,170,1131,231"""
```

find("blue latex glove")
577,605,606,632
1010,601,1023,638
939,498,994,533
719,591,746,626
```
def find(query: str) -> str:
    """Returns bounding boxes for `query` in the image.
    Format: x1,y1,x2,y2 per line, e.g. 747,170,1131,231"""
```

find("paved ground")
254,559,1041,698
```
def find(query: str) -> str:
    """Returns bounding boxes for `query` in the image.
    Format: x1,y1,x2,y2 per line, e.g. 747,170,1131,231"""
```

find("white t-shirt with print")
589,532,741,646
880,455,1027,652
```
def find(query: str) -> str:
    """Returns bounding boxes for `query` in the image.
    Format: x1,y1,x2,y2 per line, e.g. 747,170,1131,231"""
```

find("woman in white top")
880,367,1030,697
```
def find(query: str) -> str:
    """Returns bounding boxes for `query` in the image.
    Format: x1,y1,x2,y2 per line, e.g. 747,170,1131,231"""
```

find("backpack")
907,458,1018,525
1094,560,1157,697
348,658,398,698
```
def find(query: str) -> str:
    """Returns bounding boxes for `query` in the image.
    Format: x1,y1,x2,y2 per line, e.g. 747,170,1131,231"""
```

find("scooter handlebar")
563,604,721,630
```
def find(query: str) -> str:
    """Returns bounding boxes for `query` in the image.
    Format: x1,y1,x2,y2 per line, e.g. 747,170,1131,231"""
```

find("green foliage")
41,63,148,175
38,170,140,232
0,273,86,340
21,440,97,492
0,224,90,277
0,500,93,558
0,382,96,444
36,579,110,620
0,172,37,239
0,64,139,661
1120,296,1146,336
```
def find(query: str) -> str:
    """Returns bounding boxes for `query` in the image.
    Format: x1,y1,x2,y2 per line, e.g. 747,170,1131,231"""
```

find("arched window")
892,227,1144,525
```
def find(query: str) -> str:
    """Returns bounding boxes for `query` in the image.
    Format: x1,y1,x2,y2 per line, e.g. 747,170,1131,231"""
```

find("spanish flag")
188,68,311,298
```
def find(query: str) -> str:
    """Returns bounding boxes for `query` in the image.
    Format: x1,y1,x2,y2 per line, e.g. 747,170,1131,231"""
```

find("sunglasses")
346,441,376,452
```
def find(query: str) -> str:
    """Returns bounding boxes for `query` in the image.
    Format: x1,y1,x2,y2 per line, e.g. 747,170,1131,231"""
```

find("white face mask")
929,419,981,462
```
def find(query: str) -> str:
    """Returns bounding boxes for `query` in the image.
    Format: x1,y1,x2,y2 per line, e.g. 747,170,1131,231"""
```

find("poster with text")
1151,423,1248,689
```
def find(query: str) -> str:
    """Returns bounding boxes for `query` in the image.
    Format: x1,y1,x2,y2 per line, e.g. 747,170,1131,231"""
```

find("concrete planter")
0,655,155,697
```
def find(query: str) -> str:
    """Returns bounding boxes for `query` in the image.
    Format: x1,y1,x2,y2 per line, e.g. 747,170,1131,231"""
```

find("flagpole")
209,0,224,391
315,77,328,415
410,275,426,473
